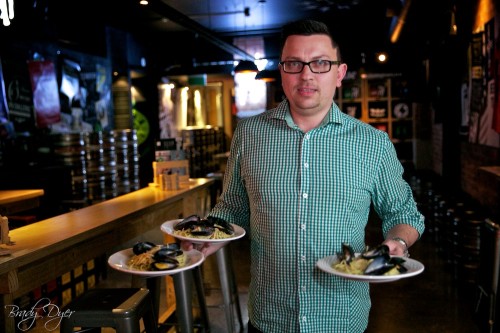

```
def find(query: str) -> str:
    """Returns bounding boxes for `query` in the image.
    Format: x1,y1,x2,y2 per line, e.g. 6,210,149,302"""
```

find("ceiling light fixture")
376,52,388,63
449,6,457,35
255,69,278,82
139,0,149,5
0,0,14,26
390,0,412,43
234,60,258,73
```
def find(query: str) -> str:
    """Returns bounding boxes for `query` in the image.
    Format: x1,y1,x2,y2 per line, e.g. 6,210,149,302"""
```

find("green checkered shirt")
210,99,425,333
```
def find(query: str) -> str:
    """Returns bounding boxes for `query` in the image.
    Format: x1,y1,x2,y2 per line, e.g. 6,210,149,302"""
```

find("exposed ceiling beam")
147,0,255,61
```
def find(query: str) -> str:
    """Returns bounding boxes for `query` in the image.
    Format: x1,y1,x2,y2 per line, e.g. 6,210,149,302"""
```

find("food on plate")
173,214,235,239
128,242,186,271
333,243,408,276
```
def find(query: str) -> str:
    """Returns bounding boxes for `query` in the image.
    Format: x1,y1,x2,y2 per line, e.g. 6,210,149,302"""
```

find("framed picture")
368,80,387,98
392,121,413,140
342,102,362,118
371,122,388,133
368,101,388,118
393,101,411,119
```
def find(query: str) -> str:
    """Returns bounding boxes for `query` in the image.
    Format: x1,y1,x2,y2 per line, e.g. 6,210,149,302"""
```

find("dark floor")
197,226,484,333
365,236,481,333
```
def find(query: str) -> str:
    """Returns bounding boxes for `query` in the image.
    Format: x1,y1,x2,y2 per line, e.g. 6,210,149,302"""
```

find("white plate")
161,219,246,244
316,254,425,283
108,247,204,277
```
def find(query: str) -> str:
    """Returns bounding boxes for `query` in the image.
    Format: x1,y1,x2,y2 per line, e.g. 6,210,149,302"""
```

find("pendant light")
1,0,14,26
234,60,258,73
233,1,257,74
255,69,278,82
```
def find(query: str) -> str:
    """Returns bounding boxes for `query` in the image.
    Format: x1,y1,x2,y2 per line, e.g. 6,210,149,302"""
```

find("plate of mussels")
161,215,246,244
108,242,204,277
316,243,425,283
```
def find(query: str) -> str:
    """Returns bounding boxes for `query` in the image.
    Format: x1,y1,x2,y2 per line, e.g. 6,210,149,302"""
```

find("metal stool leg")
172,271,194,333
146,276,161,323
228,257,244,330
216,245,243,333
193,265,211,332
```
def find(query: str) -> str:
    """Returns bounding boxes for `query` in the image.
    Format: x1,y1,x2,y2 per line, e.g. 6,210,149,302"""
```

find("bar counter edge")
0,177,214,333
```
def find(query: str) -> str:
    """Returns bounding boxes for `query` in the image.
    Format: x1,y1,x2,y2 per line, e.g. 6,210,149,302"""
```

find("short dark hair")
280,19,342,61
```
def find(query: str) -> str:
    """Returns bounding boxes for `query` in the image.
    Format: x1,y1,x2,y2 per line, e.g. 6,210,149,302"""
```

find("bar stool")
133,267,210,333
215,244,244,333
60,288,157,333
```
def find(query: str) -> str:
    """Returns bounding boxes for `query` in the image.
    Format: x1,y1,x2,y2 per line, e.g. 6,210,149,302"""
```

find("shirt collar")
268,99,344,128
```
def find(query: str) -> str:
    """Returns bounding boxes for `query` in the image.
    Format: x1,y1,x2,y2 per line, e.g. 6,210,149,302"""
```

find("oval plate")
108,247,204,277
316,254,425,283
161,219,246,245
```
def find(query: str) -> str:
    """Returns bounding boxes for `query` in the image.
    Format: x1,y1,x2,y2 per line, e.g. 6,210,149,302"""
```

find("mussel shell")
338,242,355,264
390,257,408,273
364,253,395,275
208,216,234,235
133,241,156,255
152,257,179,270
189,223,215,236
153,248,183,261
361,244,390,259
161,243,180,251
174,214,201,231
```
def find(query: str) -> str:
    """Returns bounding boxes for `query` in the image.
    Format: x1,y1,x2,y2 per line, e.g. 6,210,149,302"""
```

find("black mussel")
364,253,395,275
133,241,156,255
189,219,215,236
208,216,234,235
390,257,408,273
174,214,201,231
361,244,390,259
338,242,355,264
152,257,179,270
153,247,183,262
160,243,180,251
174,215,234,237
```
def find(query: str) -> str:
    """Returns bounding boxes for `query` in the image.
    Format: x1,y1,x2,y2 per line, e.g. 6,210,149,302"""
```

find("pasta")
173,228,233,240
333,257,400,276
334,257,371,275
127,245,186,271
128,250,156,271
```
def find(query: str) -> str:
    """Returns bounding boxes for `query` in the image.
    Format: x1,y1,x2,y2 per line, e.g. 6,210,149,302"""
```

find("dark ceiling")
1,0,464,75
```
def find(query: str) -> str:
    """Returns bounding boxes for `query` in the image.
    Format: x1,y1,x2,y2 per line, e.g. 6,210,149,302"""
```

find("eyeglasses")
279,60,342,74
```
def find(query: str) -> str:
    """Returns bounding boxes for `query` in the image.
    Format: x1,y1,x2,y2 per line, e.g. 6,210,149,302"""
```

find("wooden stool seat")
60,288,157,333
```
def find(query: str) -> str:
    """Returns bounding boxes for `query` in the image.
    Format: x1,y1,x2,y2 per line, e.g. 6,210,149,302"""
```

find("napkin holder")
152,160,190,190
0,215,11,245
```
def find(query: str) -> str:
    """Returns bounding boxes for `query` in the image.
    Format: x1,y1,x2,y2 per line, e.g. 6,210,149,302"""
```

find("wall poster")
467,18,500,148
27,60,61,128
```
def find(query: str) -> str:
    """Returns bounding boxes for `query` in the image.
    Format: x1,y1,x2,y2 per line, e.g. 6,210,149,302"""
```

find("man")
184,19,425,332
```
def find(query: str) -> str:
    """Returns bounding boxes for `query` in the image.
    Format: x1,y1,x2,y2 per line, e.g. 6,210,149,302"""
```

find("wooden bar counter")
0,178,213,333
0,189,45,216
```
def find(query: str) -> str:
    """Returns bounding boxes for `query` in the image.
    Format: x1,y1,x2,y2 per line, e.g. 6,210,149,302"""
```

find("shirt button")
301,255,306,261
305,134,310,140
301,224,306,230
302,193,308,199
302,316,307,322
302,286,306,291
304,162,309,168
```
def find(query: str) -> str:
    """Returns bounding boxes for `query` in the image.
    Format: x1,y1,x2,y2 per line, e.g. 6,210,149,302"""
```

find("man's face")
280,34,347,117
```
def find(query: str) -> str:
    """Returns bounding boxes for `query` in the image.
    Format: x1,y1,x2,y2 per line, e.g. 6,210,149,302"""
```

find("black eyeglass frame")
279,60,342,74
